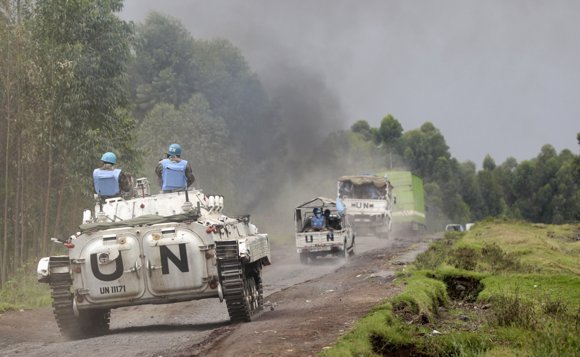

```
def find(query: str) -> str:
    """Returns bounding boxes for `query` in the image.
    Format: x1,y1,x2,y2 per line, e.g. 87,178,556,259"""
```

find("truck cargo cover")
338,175,389,188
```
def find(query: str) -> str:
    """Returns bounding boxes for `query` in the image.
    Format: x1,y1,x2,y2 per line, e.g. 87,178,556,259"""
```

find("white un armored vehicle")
294,197,355,264
337,175,394,238
37,178,271,339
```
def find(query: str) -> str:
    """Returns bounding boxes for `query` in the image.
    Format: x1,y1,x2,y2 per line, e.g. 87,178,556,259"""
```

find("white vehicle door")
142,227,208,296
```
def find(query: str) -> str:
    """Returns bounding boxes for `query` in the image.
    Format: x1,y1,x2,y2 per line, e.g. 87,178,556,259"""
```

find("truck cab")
337,175,394,238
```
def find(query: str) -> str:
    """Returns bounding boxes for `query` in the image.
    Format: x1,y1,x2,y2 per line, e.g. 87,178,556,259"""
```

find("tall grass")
0,261,51,313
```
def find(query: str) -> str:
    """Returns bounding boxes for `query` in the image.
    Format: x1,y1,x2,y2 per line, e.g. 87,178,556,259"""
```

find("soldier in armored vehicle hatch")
93,152,132,199
155,143,195,192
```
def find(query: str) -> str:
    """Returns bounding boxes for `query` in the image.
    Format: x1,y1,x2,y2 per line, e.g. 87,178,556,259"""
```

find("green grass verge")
319,220,580,356
0,261,51,313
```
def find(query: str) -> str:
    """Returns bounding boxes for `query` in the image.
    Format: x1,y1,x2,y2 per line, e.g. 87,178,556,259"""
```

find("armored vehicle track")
216,241,263,322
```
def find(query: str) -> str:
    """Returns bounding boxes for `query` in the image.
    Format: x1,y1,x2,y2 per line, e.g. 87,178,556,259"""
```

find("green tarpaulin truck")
383,171,426,235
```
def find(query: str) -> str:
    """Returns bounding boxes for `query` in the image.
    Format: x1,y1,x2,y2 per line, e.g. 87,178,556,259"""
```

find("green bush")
414,234,459,270
480,243,522,273
447,246,479,270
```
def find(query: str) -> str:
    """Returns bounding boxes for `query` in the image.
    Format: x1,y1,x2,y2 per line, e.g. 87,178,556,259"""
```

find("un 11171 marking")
100,285,126,294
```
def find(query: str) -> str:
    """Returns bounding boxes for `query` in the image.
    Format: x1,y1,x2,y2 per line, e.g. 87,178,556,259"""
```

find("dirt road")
0,234,434,357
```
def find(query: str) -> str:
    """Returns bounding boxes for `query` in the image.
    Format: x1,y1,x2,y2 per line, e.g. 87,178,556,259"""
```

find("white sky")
121,0,580,166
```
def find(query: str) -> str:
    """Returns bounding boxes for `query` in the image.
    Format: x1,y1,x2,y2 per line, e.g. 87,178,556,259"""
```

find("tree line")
1,1,578,286
1,0,136,286
348,116,580,229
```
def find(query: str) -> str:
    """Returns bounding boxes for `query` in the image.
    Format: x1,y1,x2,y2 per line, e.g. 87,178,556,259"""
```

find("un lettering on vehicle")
99,285,126,295
81,235,144,301
143,232,207,295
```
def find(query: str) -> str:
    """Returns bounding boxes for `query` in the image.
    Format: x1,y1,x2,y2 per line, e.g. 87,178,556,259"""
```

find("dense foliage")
0,2,578,288
129,12,280,210
0,0,136,285
347,117,580,228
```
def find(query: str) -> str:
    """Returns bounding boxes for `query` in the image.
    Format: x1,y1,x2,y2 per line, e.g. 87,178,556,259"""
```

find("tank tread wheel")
216,241,263,323
48,257,110,340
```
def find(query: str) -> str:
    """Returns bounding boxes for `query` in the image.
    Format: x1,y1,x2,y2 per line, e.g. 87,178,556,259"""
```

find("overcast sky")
121,0,579,166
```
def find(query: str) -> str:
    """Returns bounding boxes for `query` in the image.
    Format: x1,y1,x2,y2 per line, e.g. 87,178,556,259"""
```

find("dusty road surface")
0,233,436,357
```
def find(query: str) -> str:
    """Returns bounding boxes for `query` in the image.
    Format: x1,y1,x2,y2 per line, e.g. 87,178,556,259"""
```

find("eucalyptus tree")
23,0,135,256
494,157,518,209
477,155,506,218
0,0,37,285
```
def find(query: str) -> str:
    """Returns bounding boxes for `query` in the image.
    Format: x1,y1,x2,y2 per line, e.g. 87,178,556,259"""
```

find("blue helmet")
100,152,116,164
313,207,321,215
168,143,182,156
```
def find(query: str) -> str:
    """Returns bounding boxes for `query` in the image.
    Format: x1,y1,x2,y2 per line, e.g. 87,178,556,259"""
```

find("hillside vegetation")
322,220,580,357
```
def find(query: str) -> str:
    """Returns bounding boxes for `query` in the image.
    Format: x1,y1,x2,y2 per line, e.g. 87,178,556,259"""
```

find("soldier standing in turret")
155,143,195,193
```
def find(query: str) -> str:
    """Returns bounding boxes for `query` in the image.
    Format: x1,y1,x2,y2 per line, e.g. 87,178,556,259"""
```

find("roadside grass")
390,272,447,323
0,261,51,313
319,220,580,356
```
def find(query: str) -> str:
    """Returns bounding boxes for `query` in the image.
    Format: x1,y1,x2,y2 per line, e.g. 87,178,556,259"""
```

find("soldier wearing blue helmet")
93,152,132,198
311,207,325,230
155,143,195,192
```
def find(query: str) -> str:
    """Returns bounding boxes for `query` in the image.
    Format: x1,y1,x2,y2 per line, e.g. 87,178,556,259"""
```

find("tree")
1,0,136,286
401,122,450,181
131,12,198,120
378,114,403,146
482,154,496,171
351,120,372,141
30,0,136,253
424,182,446,230
192,38,276,160
494,157,518,208
457,161,485,220
477,169,505,218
